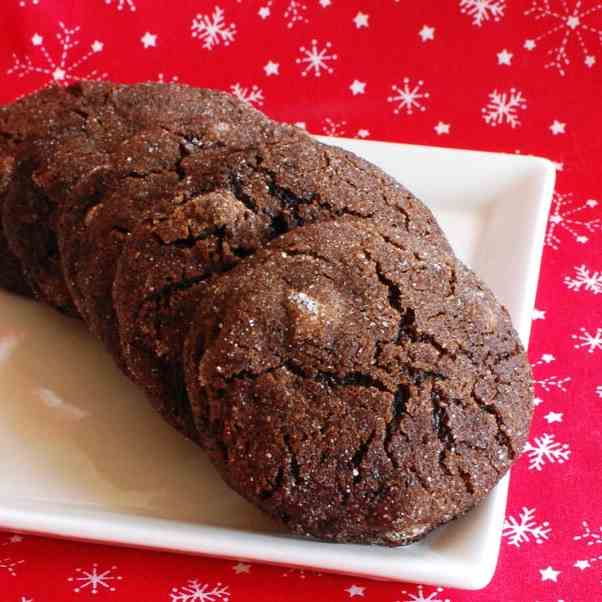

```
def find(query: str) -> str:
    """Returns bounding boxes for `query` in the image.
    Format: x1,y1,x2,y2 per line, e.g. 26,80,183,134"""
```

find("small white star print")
419,25,435,42
541,353,555,363
353,12,369,29
91,41,104,53
585,55,596,67
140,32,157,48
264,61,279,76
550,120,566,135
524,39,536,50
356,129,370,138
434,121,450,135
258,6,270,19
497,49,513,65
345,584,366,597
544,411,563,424
533,397,543,407
319,0,331,6
540,566,561,582
233,562,251,574
32,33,43,46
574,559,591,570
533,308,546,320
349,79,366,95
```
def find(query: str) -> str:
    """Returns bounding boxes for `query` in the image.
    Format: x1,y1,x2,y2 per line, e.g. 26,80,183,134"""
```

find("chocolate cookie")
56,84,297,364
183,221,533,545
113,139,446,438
0,84,114,301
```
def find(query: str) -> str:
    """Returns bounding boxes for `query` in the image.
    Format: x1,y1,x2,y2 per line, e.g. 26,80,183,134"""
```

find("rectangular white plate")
0,137,555,590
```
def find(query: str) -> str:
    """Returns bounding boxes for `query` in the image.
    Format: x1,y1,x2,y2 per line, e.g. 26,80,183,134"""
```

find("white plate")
0,137,555,590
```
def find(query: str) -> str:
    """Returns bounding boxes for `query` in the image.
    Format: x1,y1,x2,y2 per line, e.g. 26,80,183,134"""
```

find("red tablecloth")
1,1,601,600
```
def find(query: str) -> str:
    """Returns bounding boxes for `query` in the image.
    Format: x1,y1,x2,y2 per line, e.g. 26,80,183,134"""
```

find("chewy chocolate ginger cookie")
184,221,533,545
0,82,533,546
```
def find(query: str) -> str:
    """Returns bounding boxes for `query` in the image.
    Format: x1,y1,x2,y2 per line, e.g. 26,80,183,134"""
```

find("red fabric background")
1,1,601,600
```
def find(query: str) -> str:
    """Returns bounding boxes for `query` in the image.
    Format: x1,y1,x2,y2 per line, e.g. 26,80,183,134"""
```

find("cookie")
183,221,533,545
1,81,118,313
113,139,446,438
56,84,296,365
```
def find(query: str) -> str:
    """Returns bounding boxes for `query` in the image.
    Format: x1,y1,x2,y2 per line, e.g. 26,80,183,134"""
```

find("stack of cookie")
0,82,533,546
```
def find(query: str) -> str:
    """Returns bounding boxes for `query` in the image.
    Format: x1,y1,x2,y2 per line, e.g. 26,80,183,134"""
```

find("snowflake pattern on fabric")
283,0,309,28
565,264,602,294
191,6,236,50
545,193,600,249
573,521,602,574
531,353,571,395
459,0,506,26
6,22,105,89
481,88,527,128
399,585,451,602
524,0,602,76
296,39,338,76
105,0,136,11
524,433,571,470
503,507,551,547
230,83,264,106
1,534,24,546
67,564,123,594
169,580,230,602
321,117,347,136
0,557,24,577
387,77,430,115
572,326,602,353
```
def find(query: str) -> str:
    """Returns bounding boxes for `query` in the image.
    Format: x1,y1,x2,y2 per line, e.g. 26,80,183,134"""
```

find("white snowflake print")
565,264,602,294
399,585,451,602
531,353,571,394
284,1,309,28
191,6,236,50
7,22,105,89
157,73,179,84
481,88,527,128
296,39,338,77
258,0,317,28
524,0,602,76
387,78,430,116
524,432,571,471
230,83,264,107
460,0,506,26
573,521,602,574
170,579,230,602
105,0,135,11
545,193,600,249
67,564,123,594
322,117,347,136
503,507,551,547
572,326,602,353
0,557,24,577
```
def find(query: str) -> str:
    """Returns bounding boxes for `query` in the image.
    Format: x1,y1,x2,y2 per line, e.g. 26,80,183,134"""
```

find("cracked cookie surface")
183,221,533,545
113,140,446,438
54,83,293,363
0,83,115,302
